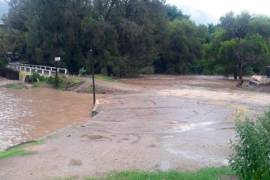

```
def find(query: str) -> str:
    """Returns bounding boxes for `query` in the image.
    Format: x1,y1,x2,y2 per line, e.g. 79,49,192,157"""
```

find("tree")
217,39,238,77
2,1,270,78
234,35,270,80
218,12,270,80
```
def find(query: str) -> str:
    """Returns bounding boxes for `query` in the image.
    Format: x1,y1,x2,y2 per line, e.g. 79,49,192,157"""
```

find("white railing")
7,63,68,77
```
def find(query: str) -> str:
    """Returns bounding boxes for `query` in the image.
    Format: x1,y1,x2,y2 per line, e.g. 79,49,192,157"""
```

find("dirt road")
0,75,270,180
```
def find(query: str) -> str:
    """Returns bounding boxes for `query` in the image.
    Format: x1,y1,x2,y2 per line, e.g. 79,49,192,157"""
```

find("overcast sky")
1,0,270,25
0,0,8,23
167,0,270,24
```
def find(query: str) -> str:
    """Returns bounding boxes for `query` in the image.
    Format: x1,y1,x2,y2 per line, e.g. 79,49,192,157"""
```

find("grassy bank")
83,167,235,180
96,74,115,82
5,83,26,89
0,141,42,160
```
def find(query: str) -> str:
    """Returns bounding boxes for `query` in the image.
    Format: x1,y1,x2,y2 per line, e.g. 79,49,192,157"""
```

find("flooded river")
0,85,91,150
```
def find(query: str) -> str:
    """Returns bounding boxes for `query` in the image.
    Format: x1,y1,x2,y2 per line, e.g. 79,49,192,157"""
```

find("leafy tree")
234,35,270,80
2,1,270,78
155,19,205,74
217,39,238,77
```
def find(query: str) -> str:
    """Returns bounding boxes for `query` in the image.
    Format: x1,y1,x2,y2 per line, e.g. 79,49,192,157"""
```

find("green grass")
5,83,26,89
85,167,236,180
0,140,43,160
96,74,115,82
31,75,83,90
0,147,27,160
32,81,50,88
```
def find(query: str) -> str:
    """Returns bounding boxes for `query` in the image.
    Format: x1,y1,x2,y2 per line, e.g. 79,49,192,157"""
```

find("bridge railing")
7,63,68,77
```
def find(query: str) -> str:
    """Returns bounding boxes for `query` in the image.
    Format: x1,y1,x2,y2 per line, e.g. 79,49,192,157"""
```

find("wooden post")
92,59,96,106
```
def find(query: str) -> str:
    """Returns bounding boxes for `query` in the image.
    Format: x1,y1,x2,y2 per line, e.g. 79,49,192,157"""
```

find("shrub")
213,64,225,75
245,66,255,76
25,72,48,83
79,67,87,76
139,66,154,74
0,57,8,68
230,110,270,180
46,76,82,90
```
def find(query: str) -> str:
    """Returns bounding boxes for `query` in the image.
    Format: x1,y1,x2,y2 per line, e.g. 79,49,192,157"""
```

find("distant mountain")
0,1,8,23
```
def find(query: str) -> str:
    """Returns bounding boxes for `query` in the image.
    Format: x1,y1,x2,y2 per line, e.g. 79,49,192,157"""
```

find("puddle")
163,143,229,167
0,88,91,150
170,121,216,133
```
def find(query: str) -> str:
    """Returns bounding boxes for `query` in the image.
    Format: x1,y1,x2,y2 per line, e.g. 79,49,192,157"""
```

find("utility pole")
90,48,96,106
54,57,61,87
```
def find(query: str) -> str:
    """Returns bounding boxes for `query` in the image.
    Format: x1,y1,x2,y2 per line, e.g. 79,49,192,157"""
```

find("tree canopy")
1,1,270,78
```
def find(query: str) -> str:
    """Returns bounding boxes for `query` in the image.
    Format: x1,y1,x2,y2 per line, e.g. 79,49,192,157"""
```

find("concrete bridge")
7,63,68,81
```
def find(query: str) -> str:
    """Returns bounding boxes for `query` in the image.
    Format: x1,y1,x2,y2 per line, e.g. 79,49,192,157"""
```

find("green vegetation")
85,167,235,180
0,141,42,160
0,57,7,68
2,0,269,78
56,76,83,90
230,110,270,179
205,13,270,80
26,72,83,90
0,25,8,68
96,74,115,82
0,146,27,160
5,83,26,89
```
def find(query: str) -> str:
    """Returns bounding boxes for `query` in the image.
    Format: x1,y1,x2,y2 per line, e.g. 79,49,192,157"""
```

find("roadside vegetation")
84,167,235,180
26,72,83,90
0,140,42,160
5,82,26,89
96,74,115,82
230,109,270,179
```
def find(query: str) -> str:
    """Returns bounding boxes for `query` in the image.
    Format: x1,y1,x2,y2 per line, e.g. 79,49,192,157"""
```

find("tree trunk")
239,63,243,80
237,63,244,87
234,71,238,80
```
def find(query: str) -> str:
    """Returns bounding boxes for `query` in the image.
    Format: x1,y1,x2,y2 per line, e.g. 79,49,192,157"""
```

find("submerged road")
0,75,270,180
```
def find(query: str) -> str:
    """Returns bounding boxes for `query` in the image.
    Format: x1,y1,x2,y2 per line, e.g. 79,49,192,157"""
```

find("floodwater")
0,86,91,150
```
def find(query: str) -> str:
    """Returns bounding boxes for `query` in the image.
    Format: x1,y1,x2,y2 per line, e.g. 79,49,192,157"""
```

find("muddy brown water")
0,86,91,150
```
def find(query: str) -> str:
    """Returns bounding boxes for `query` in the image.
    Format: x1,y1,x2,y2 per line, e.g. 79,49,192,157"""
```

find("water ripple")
0,89,32,150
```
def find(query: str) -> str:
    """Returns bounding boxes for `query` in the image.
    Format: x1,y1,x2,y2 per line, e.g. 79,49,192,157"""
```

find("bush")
0,57,8,68
25,72,46,83
46,76,82,90
139,66,154,74
79,67,87,76
213,64,225,75
230,110,270,180
245,66,255,76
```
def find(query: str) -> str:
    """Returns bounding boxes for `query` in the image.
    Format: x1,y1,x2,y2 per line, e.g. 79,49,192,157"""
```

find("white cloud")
167,0,270,24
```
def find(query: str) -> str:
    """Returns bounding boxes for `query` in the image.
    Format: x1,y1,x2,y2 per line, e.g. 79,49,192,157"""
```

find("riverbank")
0,75,270,180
